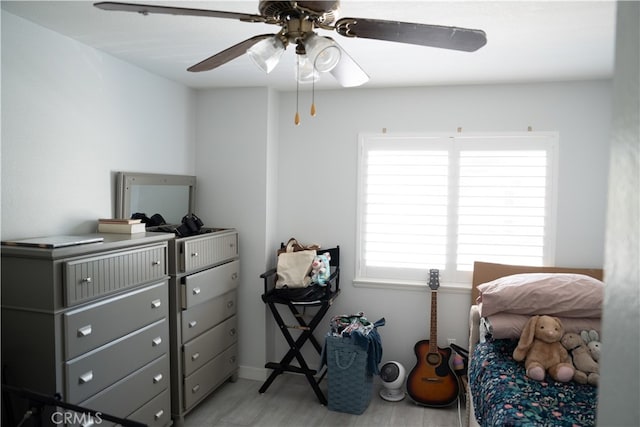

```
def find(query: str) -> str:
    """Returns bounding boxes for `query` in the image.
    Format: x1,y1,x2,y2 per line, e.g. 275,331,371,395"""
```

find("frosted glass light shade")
247,36,285,73
296,55,319,83
304,33,341,72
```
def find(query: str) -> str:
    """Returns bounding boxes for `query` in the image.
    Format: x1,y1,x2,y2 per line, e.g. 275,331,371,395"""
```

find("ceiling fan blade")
335,18,487,52
94,2,268,23
329,42,370,87
187,34,274,72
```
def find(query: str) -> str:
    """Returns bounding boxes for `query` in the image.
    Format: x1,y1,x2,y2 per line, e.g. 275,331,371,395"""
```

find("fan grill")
258,1,338,24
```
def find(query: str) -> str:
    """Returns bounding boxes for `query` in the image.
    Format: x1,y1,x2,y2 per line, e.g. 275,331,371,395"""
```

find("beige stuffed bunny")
513,315,575,382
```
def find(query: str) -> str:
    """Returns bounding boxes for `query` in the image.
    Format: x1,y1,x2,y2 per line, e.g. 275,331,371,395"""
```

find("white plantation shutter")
356,133,557,285
456,147,551,272
364,148,449,270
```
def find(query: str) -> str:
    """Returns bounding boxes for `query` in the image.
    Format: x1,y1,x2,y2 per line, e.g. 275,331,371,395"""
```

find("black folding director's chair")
259,245,340,405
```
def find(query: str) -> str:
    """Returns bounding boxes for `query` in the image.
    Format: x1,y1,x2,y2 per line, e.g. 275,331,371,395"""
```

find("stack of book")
98,218,146,234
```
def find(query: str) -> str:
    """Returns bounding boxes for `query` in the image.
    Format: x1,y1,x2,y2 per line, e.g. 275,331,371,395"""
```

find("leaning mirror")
116,172,196,225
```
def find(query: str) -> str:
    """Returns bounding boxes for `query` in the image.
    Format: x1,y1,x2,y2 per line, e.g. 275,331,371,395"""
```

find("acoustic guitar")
406,269,459,407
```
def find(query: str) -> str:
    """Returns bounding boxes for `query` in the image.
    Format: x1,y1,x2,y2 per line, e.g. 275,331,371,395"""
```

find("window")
355,132,558,286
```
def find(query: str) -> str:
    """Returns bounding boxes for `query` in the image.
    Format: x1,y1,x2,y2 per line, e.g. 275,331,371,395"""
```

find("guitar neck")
429,289,438,352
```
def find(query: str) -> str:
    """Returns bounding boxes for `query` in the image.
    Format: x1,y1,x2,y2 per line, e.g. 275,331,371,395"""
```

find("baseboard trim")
238,365,269,382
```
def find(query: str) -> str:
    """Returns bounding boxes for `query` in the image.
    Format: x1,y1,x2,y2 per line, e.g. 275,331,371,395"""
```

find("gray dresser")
167,228,239,426
1,233,174,427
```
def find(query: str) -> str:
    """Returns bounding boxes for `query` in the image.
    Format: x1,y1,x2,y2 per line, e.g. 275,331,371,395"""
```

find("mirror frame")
116,171,196,222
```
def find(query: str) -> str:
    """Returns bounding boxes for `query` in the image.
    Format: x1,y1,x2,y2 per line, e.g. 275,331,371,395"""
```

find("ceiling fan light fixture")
303,33,341,73
296,55,320,83
247,36,285,73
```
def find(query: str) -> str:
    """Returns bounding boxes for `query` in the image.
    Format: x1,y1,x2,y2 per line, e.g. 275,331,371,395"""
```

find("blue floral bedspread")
469,339,597,427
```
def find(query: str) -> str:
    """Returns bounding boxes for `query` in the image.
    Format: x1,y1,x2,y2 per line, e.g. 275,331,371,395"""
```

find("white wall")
1,12,196,240
273,81,611,371
193,86,280,379
598,1,640,424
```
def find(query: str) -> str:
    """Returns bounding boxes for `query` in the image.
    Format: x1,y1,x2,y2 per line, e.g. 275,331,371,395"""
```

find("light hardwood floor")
182,374,464,427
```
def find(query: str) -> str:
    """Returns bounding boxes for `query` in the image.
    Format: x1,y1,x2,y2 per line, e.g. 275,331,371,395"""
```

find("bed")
466,261,604,427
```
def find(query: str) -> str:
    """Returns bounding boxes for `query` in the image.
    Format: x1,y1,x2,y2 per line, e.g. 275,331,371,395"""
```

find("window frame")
354,131,559,289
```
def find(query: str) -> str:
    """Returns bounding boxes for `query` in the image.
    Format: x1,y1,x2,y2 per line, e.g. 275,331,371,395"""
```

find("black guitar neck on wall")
406,269,459,407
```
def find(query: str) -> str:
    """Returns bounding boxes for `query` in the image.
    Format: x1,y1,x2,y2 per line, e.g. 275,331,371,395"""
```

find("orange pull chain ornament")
295,56,301,125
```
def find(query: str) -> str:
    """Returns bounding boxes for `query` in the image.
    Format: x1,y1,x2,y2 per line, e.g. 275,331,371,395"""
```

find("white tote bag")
275,239,317,289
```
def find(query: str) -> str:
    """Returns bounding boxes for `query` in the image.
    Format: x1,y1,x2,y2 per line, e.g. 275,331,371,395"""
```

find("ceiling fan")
94,1,487,88
95,1,486,124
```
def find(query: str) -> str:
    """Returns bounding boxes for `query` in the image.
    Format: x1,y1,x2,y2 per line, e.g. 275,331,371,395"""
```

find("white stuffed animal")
311,252,331,285
581,329,601,362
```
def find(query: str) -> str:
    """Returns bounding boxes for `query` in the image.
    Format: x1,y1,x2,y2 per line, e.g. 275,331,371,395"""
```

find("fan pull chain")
294,56,301,125
310,70,317,117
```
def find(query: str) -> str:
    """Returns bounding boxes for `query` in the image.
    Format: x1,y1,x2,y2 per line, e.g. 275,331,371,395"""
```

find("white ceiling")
1,0,617,90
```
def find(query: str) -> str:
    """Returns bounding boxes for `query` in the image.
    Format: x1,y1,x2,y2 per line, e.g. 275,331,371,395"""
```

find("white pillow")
483,313,602,339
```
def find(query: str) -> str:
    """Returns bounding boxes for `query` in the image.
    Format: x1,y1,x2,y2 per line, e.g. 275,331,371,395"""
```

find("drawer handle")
80,277,92,284
231,272,239,280
227,301,234,308
152,337,162,347
77,325,92,337
79,371,93,384
188,320,197,328
152,260,161,266
229,328,237,336
192,384,200,394
154,410,164,421
153,373,163,384
191,352,200,361
192,287,201,296
191,252,199,257
151,299,162,309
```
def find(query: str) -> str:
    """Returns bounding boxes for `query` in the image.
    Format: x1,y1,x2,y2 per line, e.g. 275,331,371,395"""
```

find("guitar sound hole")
426,353,441,366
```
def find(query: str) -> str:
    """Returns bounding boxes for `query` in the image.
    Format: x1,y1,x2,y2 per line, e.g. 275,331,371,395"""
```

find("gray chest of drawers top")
1,232,174,312
167,228,238,277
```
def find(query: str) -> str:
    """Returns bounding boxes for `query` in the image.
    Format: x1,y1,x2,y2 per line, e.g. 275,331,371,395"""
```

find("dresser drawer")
74,354,169,427
180,231,238,273
127,388,171,427
181,290,237,342
64,244,167,307
65,319,168,403
183,344,237,411
74,390,171,427
64,282,168,359
181,260,239,309
183,316,237,376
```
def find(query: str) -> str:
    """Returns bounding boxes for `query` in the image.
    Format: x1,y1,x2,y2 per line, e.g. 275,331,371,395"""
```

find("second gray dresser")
167,228,239,426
